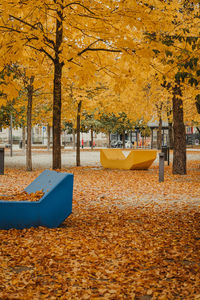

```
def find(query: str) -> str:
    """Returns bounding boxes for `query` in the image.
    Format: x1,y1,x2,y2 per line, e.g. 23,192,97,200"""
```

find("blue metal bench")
0,170,73,229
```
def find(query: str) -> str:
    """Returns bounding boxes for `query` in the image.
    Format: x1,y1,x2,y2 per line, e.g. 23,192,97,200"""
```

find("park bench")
100,149,157,170
0,170,73,230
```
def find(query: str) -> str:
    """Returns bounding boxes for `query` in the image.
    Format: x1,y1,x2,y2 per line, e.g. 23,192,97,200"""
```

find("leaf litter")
0,162,199,299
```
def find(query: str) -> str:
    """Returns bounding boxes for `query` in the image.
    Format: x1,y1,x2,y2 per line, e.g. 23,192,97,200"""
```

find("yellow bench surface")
100,149,157,170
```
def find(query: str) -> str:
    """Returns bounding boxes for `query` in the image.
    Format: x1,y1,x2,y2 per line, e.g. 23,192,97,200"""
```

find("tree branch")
9,15,55,48
68,39,121,63
9,15,37,30
0,26,22,34
64,2,95,15
77,48,121,56
26,44,55,62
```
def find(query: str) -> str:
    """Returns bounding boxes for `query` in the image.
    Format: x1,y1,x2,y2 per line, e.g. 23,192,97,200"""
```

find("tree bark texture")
26,76,34,171
52,3,63,169
172,85,186,175
76,101,82,166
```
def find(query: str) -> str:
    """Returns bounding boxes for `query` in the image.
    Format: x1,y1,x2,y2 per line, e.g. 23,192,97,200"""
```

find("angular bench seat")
0,170,73,230
100,149,157,170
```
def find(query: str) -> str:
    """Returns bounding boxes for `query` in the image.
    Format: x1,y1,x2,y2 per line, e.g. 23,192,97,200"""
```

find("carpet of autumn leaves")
0,161,200,299
0,191,44,202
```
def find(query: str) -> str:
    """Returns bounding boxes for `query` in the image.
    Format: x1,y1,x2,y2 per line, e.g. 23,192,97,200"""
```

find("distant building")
0,122,199,148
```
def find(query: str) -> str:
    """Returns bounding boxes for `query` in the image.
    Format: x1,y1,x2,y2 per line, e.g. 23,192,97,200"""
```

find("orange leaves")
0,165,200,298
0,190,43,202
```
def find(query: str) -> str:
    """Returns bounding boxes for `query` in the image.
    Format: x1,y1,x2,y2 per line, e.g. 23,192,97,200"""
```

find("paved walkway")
4,148,101,169
3,146,200,169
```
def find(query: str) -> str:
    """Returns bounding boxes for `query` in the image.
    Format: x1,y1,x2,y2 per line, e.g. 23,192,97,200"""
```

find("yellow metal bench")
100,149,157,170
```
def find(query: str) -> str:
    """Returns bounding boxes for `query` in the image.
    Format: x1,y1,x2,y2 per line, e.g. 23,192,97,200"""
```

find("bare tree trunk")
22,126,26,149
172,84,186,174
157,117,162,150
47,124,51,151
136,130,139,147
76,101,82,166
108,132,111,148
9,114,13,157
26,76,34,171
52,3,63,169
91,128,94,150
151,128,154,149
72,127,76,150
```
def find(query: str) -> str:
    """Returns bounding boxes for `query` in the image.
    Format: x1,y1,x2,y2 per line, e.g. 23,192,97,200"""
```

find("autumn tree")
1,0,199,173
137,1,200,174
0,0,124,169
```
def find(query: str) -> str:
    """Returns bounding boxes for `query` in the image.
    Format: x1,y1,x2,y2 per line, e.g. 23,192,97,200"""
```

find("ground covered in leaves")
0,161,200,299
0,191,44,202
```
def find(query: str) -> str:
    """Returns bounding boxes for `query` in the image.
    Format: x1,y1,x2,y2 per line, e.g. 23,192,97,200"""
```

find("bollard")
0,148,4,175
167,147,170,166
159,152,164,182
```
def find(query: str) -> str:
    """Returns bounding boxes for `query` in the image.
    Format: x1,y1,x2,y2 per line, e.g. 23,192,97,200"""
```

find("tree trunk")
22,126,26,149
52,4,63,169
108,132,111,148
91,128,94,150
53,61,63,169
47,124,51,151
172,84,186,175
122,131,125,148
26,76,34,171
9,114,13,157
72,127,76,150
76,101,82,166
151,128,154,149
136,130,139,147
157,117,162,149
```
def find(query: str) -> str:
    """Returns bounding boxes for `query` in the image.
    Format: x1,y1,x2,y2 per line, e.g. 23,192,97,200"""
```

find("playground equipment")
100,149,157,170
0,170,73,230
